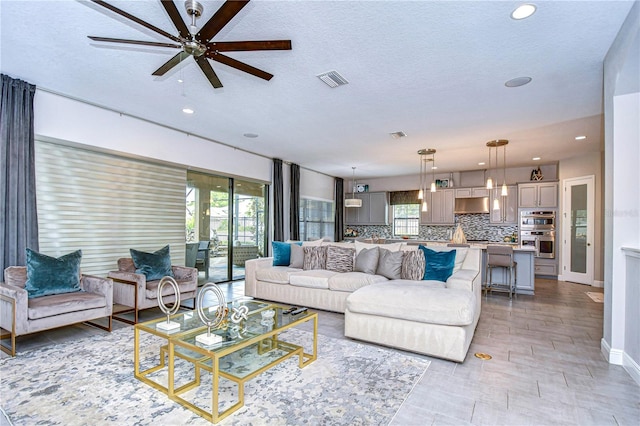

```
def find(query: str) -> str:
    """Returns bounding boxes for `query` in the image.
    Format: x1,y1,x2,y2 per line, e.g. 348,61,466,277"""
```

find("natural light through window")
393,204,419,237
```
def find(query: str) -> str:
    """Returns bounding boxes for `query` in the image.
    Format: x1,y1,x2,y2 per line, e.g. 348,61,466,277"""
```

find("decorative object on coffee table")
155,276,181,331
195,282,226,346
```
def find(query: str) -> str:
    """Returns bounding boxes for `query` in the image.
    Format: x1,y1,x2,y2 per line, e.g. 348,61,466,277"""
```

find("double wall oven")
520,210,556,259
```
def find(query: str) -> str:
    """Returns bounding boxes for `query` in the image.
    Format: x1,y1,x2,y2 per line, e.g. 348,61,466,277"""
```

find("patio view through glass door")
186,171,267,283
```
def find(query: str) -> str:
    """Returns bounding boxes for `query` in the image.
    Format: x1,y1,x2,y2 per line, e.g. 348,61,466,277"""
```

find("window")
393,204,420,237
299,199,334,241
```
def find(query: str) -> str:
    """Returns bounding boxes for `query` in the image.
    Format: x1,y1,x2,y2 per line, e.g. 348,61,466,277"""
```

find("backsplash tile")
345,214,517,242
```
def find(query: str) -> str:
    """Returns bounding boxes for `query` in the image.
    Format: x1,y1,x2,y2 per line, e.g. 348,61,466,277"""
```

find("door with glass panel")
562,175,594,285
186,172,267,283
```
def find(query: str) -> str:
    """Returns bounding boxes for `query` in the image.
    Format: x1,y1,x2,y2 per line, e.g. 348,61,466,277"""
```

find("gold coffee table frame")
134,302,317,423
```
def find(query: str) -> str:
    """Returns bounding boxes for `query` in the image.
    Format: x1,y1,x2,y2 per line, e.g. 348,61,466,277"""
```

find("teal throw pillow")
418,245,456,282
130,245,174,281
272,241,302,266
25,248,82,299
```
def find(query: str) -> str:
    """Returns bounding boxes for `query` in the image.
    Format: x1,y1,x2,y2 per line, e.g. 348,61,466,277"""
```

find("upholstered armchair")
107,258,197,324
0,266,113,356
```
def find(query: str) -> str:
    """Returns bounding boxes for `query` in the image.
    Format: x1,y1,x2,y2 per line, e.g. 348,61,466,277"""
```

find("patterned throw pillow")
303,246,327,270
401,250,426,280
325,245,355,273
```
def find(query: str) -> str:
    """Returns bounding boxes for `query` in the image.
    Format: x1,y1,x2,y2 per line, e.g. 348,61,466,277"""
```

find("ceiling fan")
88,0,292,89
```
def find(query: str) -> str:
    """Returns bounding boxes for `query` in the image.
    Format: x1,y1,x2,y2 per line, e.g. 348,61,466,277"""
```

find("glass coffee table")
134,301,317,423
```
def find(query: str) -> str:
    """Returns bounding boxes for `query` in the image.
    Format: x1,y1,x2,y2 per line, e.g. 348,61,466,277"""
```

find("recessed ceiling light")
178,79,183,83
511,4,537,20
182,107,194,114
575,135,587,140
532,157,541,161
505,77,532,87
243,133,259,138
478,162,486,166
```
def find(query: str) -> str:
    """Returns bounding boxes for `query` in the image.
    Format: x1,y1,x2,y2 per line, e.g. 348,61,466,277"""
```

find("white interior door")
561,175,595,285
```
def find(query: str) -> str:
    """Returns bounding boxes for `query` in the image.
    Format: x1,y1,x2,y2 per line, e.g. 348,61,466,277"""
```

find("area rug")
0,327,429,425
586,291,604,303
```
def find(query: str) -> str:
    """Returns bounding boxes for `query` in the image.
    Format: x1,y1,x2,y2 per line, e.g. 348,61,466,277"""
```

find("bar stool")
485,245,517,299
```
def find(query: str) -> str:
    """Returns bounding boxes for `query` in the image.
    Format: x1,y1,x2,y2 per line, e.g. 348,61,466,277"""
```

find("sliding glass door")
187,171,267,283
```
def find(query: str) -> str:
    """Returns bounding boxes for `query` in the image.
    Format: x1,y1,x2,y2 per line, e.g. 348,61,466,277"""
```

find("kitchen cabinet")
420,189,455,224
490,185,517,224
518,182,558,208
345,191,388,225
455,187,490,198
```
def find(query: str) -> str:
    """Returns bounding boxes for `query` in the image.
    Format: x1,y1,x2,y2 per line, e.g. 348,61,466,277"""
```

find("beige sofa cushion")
289,270,338,289
256,266,302,284
346,281,475,326
328,272,388,292
355,241,404,254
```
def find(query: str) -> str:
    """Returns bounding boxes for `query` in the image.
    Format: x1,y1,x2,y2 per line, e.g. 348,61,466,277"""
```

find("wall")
558,151,604,283
602,1,640,382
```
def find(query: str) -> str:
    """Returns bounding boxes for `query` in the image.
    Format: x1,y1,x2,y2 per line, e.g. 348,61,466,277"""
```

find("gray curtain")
273,158,284,242
289,163,300,241
334,177,344,242
1,74,39,273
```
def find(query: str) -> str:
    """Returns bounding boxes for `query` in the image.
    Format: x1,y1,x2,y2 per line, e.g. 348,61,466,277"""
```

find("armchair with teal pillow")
108,245,197,324
0,249,113,357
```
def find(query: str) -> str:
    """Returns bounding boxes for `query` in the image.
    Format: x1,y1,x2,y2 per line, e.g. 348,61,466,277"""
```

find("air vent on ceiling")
317,70,349,88
390,131,407,139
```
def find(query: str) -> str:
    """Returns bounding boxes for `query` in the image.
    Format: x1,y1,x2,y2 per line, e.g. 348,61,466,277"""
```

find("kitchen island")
384,239,536,295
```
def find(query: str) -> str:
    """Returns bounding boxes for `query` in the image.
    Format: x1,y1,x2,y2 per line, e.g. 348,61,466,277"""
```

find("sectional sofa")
245,242,482,362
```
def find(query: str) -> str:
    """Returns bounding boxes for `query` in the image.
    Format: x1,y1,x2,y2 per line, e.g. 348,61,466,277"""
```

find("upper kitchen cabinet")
455,187,490,198
420,189,455,224
345,192,388,225
490,185,517,224
518,182,558,208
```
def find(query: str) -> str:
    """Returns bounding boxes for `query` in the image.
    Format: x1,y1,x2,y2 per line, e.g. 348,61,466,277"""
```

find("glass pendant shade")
430,182,436,192
418,189,423,200
501,182,508,196
493,197,500,210
486,177,493,190
422,200,428,212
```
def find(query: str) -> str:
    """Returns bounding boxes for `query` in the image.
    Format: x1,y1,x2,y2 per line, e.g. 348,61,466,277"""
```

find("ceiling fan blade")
197,0,250,42
90,0,181,43
160,0,190,39
207,40,292,52
152,51,190,76
88,36,181,49
195,56,223,89
207,52,273,81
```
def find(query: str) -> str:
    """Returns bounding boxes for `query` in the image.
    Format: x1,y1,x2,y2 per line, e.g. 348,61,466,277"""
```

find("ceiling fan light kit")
88,0,292,89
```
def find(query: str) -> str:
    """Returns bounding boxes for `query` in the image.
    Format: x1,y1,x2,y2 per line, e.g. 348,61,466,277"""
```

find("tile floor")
2,278,639,425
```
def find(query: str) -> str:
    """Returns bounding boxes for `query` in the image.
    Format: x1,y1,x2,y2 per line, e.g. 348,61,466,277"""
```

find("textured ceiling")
0,1,635,179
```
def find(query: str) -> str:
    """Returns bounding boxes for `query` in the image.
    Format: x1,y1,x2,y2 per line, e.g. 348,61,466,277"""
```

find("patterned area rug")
0,327,429,425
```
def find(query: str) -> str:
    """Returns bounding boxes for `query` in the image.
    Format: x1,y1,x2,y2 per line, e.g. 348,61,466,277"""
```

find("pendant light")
430,150,437,193
345,167,362,208
486,144,493,190
486,140,509,210
418,149,436,212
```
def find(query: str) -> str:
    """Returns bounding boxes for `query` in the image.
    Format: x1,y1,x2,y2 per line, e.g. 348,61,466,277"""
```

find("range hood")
454,197,490,214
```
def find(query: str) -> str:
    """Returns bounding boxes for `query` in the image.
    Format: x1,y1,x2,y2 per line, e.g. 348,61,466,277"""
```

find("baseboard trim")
623,352,640,386
592,280,604,288
601,338,625,365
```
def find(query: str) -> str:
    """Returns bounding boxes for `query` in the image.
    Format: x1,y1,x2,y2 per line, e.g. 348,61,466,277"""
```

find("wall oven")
520,210,556,231
520,210,556,259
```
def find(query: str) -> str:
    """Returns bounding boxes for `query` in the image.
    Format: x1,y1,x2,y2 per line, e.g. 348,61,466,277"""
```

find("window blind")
35,140,186,276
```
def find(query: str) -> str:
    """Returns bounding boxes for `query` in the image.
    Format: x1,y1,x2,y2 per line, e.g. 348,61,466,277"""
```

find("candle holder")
156,276,181,331
195,282,227,346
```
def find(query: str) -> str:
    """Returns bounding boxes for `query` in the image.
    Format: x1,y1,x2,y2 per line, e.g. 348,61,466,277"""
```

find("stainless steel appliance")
520,210,556,259
520,230,555,259
520,210,555,231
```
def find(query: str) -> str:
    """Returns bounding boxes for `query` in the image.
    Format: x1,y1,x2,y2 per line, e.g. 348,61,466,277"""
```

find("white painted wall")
602,1,640,379
300,168,334,201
